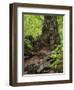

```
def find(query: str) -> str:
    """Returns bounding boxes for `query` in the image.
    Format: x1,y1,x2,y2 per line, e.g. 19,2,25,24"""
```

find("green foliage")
57,16,63,44
24,15,44,49
24,15,44,39
24,38,33,49
49,44,63,71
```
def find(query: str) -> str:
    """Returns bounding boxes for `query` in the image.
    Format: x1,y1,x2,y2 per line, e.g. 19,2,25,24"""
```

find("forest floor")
24,47,61,74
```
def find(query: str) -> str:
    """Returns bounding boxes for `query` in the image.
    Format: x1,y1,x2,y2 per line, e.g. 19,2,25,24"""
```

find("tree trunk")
40,15,60,51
